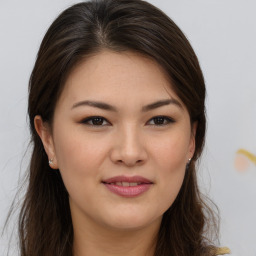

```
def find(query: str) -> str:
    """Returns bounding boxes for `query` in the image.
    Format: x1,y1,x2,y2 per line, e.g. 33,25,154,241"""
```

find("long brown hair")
16,0,218,255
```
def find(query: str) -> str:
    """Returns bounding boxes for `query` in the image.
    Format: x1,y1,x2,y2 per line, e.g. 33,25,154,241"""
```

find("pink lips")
102,175,153,198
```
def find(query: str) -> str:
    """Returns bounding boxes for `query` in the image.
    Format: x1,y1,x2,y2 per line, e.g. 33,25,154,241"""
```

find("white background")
1,0,256,255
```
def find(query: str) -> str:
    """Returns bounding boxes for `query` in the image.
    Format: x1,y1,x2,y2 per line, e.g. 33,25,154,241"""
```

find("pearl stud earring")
49,159,53,165
186,158,192,170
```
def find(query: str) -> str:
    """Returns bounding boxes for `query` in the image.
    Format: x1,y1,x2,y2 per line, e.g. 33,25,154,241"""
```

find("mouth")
102,176,153,198
103,181,146,186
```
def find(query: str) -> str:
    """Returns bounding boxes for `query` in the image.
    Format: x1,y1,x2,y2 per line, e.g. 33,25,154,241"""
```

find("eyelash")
80,116,175,127
147,116,175,126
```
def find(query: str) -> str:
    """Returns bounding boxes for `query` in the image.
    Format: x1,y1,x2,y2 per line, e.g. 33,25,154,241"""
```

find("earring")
186,158,191,170
49,159,53,165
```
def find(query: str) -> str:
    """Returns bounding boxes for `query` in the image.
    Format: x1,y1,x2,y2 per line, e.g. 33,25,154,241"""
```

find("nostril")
115,159,144,167
109,143,148,166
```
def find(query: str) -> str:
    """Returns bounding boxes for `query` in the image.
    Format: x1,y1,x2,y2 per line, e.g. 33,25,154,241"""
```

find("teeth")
110,182,141,186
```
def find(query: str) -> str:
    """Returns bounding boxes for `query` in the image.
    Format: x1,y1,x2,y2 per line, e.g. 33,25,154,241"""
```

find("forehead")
57,50,183,110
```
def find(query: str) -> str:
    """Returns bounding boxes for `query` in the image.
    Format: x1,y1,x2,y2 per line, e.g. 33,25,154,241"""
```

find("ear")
188,121,197,159
34,115,58,169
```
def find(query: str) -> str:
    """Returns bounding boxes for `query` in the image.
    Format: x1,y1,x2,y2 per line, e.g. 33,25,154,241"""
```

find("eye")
81,116,110,126
147,116,175,126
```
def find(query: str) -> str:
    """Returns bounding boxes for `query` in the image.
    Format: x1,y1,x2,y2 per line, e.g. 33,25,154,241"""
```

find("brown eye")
81,116,110,126
147,116,174,126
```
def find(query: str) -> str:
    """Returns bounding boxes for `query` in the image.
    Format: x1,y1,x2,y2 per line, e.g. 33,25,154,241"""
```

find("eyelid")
79,115,175,127
80,116,111,126
146,115,175,126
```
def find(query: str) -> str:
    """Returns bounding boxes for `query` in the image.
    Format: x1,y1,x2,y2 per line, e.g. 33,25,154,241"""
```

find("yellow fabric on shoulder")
215,247,231,255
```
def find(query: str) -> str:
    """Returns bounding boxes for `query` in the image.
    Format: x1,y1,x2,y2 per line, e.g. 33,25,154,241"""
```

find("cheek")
53,128,108,180
158,143,186,191
149,132,189,204
150,132,189,170
53,130,111,209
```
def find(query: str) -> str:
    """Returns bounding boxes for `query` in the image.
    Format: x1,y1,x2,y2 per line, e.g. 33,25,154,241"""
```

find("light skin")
35,50,196,256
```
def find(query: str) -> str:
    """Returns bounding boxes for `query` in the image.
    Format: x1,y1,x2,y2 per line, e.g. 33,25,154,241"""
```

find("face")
36,50,196,232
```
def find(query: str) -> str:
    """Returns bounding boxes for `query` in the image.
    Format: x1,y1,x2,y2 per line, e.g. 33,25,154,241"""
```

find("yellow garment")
215,247,231,255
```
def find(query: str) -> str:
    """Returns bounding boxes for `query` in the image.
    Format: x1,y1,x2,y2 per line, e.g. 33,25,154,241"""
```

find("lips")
106,181,143,186
102,175,153,198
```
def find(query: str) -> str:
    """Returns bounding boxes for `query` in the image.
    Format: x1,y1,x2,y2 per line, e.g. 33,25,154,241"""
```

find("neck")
72,214,161,256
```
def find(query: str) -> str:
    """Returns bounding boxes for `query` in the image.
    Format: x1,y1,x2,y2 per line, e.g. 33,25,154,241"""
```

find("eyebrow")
72,100,117,111
141,99,183,112
71,99,183,112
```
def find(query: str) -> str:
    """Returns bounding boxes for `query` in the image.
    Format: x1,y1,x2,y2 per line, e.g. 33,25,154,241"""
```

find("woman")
17,0,230,255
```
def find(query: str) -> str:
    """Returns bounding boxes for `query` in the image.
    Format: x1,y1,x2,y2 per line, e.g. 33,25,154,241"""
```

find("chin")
102,210,162,231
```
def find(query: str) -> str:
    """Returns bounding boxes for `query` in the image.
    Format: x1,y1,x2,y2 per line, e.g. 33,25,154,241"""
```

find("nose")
110,125,148,167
